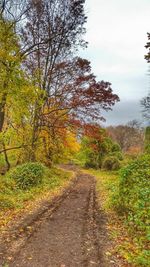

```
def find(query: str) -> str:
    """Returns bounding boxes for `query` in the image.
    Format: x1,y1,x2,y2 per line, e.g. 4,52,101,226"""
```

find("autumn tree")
76,123,122,169
0,0,29,133
0,5,43,167
107,120,144,153
15,0,87,160
18,0,119,160
0,0,120,166
0,19,20,132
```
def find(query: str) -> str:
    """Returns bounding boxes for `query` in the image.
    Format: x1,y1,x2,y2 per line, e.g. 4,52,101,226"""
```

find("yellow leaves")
0,49,18,63
65,132,80,153
105,251,112,257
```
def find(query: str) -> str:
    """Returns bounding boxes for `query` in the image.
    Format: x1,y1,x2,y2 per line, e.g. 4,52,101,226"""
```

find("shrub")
85,161,98,169
102,156,120,170
8,162,45,190
109,151,123,161
111,143,121,152
114,154,150,238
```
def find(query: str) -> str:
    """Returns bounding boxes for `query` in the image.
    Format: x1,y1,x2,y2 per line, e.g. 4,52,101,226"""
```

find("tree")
141,33,150,124
141,93,150,123
107,121,144,153
12,1,119,162
18,0,88,160
40,57,119,127
0,0,120,167
145,32,150,63
0,0,29,133
77,124,122,168
0,18,21,132
144,126,150,153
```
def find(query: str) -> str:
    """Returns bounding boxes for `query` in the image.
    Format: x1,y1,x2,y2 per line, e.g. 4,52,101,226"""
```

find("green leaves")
112,154,150,264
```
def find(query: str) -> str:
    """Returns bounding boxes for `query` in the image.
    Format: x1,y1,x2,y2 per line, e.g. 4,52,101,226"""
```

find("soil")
0,167,120,267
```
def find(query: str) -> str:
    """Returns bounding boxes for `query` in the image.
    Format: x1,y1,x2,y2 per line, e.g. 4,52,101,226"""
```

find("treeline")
0,0,119,171
75,119,147,170
107,120,144,154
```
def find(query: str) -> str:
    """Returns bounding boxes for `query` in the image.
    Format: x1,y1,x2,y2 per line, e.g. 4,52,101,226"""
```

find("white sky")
80,0,150,125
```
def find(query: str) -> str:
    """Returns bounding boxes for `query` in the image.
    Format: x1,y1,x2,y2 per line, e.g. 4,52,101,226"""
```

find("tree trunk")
30,102,41,162
2,142,10,171
0,93,7,132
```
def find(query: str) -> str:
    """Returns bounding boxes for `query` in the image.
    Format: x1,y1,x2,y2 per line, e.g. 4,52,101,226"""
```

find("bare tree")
141,93,150,124
145,32,150,63
107,121,144,152
141,33,150,124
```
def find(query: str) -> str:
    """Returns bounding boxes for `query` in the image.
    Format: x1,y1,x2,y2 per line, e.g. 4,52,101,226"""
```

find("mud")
0,170,119,267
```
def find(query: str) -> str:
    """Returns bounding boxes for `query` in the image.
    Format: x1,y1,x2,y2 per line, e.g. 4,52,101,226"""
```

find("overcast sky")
80,0,150,126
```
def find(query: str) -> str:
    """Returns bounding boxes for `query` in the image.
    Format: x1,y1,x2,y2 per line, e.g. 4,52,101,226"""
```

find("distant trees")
145,32,150,63
77,124,122,169
107,120,144,154
141,33,150,124
144,126,150,153
141,93,150,123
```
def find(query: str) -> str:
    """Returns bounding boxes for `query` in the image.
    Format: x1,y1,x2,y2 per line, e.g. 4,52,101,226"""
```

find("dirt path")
0,170,118,267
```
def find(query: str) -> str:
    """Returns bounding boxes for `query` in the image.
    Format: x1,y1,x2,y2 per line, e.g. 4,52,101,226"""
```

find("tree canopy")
0,0,119,167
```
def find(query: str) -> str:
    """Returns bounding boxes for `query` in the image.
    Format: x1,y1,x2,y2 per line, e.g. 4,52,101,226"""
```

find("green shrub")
8,162,45,190
0,167,71,211
111,143,121,152
114,154,150,239
109,151,123,161
102,156,121,170
85,161,98,169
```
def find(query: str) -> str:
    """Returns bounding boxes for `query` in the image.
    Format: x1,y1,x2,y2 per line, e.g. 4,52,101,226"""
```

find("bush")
111,143,121,152
8,162,45,190
114,154,150,238
85,161,98,169
109,151,123,161
102,156,120,170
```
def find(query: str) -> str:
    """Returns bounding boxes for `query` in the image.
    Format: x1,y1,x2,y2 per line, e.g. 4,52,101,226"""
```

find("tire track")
0,169,110,267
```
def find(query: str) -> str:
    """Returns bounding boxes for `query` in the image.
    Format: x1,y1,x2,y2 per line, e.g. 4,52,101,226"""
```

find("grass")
0,166,73,230
86,169,149,267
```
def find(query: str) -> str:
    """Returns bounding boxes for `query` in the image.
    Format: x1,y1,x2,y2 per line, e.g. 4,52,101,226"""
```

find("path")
0,170,117,267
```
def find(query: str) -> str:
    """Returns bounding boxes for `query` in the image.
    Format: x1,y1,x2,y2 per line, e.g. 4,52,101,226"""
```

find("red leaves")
40,56,119,133
83,123,105,141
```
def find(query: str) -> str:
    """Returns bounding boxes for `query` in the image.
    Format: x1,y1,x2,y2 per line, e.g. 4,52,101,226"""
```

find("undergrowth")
0,163,72,212
87,166,149,267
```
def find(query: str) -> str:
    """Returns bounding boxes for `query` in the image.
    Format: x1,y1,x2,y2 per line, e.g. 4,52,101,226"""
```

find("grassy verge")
86,169,149,267
0,166,73,230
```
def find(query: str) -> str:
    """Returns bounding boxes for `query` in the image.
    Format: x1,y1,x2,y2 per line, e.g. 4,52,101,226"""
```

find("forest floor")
0,166,125,267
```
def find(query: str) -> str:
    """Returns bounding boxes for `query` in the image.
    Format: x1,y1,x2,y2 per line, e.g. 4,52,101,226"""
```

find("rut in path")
0,172,113,267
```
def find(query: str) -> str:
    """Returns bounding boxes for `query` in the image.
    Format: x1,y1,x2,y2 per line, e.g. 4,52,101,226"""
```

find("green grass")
86,169,118,209
86,168,149,267
0,166,72,212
